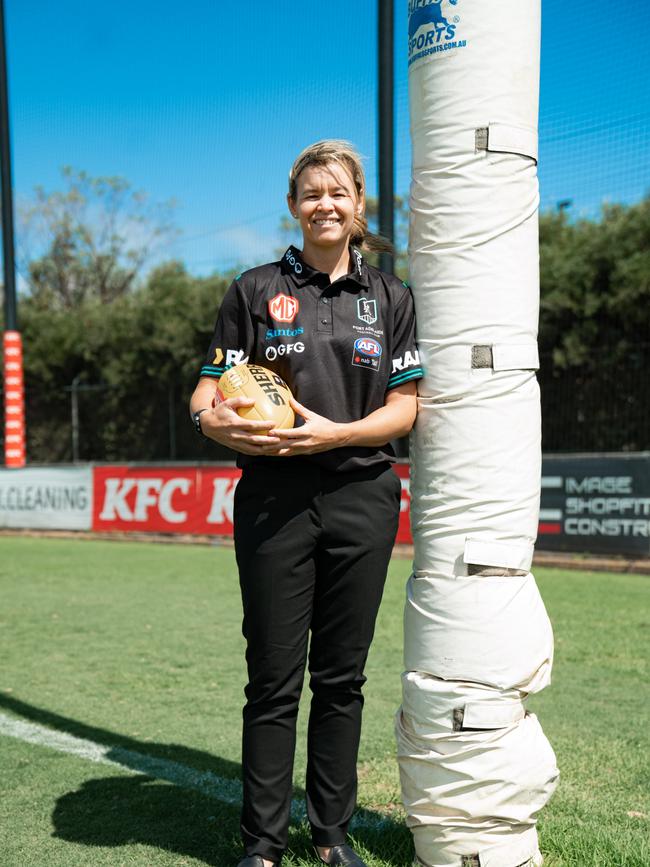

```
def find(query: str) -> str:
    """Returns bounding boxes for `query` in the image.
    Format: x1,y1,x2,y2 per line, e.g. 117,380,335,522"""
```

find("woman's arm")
190,377,282,455
269,381,417,456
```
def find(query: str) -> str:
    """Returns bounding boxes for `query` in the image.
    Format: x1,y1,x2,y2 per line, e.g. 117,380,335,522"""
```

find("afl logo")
268,293,299,323
354,337,382,357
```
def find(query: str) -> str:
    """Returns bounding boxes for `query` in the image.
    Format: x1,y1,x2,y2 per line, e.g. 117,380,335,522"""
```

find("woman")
190,140,423,867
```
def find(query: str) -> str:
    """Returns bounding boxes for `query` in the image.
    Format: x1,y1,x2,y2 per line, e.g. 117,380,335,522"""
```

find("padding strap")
464,537,534,572
475,122,538,162
453,700,526,731
471,344,539,371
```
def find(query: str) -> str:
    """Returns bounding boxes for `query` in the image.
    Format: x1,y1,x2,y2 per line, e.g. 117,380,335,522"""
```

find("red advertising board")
393,463,412,544
92,464,414,543
93,466,241,535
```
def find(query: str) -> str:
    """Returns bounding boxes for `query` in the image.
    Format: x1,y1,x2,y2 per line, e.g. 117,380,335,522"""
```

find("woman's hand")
269,383,418,456
200,396,283,455
269,397,346,456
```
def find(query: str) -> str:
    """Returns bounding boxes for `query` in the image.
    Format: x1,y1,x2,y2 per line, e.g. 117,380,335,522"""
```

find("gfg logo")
354,338,382,357
265,342,305,361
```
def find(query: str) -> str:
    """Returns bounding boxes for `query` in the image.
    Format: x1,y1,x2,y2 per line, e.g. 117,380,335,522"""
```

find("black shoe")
316,844,367,867
237,857,277,867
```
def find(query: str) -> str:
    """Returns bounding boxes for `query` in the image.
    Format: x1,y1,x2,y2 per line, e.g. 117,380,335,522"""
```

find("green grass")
0,537,648,867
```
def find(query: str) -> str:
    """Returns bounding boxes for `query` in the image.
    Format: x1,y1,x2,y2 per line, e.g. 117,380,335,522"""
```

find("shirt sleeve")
199,277,255,379
387,282,424,390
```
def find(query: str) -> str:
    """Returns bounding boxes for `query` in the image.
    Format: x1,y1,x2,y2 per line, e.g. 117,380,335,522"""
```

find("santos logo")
266,327,304,340
265,342,305,361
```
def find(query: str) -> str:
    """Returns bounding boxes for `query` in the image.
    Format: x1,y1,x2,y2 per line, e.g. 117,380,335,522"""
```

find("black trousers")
233,461,401,862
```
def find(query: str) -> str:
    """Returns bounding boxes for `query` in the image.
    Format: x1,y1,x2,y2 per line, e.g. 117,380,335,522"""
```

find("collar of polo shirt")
281,245,370,288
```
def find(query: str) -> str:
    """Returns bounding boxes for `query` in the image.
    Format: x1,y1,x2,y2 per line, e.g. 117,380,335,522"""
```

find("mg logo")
268,293,299,323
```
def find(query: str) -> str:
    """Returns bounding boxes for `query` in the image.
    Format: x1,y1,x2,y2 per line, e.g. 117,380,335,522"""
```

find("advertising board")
0,466,92,529
538,454,650,556
3,457,649,557
92,465,240,535
92,464,415,544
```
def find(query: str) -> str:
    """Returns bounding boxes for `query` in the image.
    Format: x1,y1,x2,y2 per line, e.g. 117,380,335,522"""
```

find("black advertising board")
538,453,650,556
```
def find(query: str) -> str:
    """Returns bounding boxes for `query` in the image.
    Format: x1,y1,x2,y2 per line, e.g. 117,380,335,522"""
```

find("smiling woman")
189,140,423,867
287,140,392,272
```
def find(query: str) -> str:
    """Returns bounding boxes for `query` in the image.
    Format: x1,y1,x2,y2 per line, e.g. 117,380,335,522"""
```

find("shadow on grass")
1,694,413,866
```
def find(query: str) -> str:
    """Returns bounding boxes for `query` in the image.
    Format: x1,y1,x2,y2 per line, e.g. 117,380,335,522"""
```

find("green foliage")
538,198,650,450
19,262,233,462
540,199,650,368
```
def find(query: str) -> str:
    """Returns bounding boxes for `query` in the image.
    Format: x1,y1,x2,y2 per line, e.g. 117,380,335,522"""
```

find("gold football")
216,363,295,430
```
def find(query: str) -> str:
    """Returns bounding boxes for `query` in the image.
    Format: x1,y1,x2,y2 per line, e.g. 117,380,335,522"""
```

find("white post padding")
396,673,557,867
404,571,553,692
401,1,558,864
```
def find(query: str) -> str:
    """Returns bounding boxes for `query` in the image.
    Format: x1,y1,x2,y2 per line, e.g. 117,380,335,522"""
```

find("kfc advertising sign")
92,464,414,542
93,466,241,534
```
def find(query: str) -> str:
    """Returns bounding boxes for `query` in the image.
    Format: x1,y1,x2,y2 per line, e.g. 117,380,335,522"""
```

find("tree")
18,167,177,308
16,261,234,462
538,197,650,450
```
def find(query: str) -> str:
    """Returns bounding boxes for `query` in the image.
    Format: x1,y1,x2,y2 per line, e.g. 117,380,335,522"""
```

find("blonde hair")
288,139,393,254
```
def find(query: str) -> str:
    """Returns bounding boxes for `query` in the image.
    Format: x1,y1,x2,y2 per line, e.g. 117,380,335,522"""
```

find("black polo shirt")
200,245,423,472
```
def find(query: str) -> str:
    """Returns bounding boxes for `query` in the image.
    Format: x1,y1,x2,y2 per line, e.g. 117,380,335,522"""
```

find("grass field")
0,537,648,867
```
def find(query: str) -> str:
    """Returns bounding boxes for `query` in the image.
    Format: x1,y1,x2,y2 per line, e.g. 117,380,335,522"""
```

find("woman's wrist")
334,422,352,448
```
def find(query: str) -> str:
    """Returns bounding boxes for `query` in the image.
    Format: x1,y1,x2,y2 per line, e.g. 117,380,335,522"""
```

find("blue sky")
5,0,650,276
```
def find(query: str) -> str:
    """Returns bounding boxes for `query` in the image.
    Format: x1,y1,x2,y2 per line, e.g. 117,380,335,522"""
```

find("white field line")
0,711,390,830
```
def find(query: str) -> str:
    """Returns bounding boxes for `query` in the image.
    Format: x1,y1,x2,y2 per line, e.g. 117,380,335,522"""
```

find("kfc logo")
93,467,241,534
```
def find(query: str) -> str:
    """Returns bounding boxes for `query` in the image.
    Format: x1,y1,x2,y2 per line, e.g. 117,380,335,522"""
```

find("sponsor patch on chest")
268,293,299,323
351,337,382,372
357,298,377,325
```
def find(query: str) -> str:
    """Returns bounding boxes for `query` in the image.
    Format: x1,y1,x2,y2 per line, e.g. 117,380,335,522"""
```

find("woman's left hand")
269,397,346,455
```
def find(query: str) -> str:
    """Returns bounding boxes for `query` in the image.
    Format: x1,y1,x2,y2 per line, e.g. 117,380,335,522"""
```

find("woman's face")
289,162,362,251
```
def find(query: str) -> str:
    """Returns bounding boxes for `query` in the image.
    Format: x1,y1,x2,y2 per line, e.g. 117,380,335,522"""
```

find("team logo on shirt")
352,337,382,372
357,298,377,325
268,294,300,323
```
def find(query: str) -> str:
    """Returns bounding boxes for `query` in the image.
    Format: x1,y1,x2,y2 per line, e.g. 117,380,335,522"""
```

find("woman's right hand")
200,396,282,455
